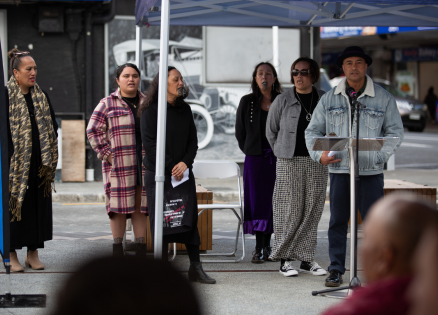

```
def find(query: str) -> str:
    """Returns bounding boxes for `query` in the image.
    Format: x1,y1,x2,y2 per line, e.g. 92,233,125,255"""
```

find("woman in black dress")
235,62,282,264
6,48,58,272
139,66,215,284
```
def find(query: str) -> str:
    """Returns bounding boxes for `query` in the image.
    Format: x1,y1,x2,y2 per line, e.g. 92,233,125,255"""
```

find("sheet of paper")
171,169,189,188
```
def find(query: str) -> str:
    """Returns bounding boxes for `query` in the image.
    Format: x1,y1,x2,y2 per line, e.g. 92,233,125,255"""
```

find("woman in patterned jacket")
87,63,148,256
6,48,58,272
266,57,328,277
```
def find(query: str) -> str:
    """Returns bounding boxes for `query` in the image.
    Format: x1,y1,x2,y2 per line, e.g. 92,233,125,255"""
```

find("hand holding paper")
172,169,189,188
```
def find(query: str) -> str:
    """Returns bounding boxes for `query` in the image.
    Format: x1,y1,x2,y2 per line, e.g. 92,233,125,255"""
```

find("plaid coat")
87,89,147,215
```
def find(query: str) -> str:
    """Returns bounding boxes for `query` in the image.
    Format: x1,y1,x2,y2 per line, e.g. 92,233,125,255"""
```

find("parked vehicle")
373,79,428,132
329,76,428,132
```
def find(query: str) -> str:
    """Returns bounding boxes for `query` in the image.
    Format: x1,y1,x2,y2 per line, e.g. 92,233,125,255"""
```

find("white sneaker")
299,261,327,276
279,261,298,277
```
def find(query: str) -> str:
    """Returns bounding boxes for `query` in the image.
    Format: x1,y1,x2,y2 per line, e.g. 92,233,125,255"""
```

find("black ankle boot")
136,243,147,256
263,246,273,261
113,243,124,257
251,248,264,264
188,262,216,284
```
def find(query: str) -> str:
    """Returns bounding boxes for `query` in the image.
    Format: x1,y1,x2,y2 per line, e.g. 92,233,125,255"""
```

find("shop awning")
136,0,438,27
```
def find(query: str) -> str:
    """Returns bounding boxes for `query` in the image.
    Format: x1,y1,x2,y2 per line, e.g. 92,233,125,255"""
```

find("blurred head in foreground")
360,194,437,284
52,256,201,315
323,195,437,315
408,215,438,315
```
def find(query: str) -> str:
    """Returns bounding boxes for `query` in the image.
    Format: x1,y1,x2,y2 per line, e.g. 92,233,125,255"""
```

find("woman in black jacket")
139,66,215,284
235,62,282,264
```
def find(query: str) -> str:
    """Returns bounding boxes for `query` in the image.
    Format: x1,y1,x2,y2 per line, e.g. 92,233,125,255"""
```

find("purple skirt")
243,140,276,235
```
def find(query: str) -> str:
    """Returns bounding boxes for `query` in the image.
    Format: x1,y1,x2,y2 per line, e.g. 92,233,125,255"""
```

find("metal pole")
310,27,314,59
272,26,279,74
349,145,356,283
154,0,170,260
135,25,143,68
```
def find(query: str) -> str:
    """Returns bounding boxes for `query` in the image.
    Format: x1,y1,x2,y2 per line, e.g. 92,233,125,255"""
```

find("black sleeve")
140,104,175,174
181,106,198,168
6,90,13,160
235,96,247,153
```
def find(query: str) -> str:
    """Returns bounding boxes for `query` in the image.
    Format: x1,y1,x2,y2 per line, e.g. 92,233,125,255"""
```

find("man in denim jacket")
305,46,404,287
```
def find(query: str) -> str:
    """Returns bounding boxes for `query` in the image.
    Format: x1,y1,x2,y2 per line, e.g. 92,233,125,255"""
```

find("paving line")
400,142,433,148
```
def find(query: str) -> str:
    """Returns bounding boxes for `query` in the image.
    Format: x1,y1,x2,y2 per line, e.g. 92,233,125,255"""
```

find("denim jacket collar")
334,75,375,98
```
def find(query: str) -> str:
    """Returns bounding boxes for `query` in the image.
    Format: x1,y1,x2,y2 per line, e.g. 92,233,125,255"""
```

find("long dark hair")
138,66,189,117
250,62,283,98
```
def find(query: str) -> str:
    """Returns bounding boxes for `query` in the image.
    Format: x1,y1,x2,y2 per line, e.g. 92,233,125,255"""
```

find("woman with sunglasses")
87,63,148,256
266,57,328,277
6,48,58,272
235,62,282,264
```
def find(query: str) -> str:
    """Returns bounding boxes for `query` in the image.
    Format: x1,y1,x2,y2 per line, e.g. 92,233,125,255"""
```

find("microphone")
345,87,357,99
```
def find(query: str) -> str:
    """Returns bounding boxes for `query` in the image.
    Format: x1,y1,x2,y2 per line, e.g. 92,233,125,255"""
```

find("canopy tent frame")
134,0,438,264
142,1,438,27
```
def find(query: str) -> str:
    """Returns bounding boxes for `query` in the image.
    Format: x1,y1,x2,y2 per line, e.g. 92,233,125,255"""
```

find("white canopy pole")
272,26,279,74
135,25,143,68
131,25,143,243
154,0,170,260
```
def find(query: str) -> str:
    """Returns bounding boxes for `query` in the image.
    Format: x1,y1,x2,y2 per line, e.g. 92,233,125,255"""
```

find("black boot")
188,262,216,284
251,248,264,264
136,243,147,256
263,246,273,261
113,243,124,257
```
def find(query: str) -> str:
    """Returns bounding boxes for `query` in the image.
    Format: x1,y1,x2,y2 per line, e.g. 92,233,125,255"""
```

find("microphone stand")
312,96,366,297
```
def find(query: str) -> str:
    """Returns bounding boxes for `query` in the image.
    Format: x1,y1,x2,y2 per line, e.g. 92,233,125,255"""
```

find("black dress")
6,90,58,251
140,100,200,246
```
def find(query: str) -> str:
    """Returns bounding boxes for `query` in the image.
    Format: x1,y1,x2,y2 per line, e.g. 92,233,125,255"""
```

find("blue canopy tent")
134,0,438,262
138,1,438,27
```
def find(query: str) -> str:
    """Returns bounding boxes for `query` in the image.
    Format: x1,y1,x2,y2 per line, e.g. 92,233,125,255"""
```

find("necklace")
296,88,314,122
122,96,138,109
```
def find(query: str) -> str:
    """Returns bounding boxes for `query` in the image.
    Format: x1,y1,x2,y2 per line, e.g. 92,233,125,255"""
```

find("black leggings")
255,232,272,249
162,242,200,263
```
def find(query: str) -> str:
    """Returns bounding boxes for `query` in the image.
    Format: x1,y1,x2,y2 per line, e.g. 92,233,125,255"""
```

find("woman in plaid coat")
87,63,147,256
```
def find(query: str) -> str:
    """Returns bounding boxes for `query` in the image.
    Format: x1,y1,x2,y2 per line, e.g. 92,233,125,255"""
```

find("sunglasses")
291,69,311,77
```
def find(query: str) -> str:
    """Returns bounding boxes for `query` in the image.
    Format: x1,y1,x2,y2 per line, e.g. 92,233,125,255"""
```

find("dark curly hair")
251,62,283,97
138,66,189,117
290,57,320,85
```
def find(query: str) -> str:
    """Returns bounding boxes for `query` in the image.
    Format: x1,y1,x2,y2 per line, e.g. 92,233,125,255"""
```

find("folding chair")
193,160,245,263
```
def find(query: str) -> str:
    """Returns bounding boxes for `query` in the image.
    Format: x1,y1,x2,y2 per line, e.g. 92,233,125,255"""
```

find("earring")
16,79,20,86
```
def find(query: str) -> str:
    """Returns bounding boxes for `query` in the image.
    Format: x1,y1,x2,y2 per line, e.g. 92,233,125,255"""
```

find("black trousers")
328,173,384,274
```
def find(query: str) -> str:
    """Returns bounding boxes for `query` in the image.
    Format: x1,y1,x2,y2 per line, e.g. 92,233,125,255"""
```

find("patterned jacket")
87,89,147,214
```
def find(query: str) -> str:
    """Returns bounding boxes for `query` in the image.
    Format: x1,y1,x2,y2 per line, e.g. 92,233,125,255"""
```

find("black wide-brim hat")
336,46,373,68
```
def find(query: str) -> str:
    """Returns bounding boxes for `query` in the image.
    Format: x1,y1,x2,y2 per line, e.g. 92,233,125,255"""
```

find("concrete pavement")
53,168,438,204
2,122,437,314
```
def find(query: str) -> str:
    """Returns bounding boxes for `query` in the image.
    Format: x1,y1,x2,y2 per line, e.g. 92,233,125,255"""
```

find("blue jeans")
328,173,384,274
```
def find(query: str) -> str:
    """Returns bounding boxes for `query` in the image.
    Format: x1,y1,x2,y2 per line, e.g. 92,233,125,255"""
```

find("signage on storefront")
320,26,438,39
394,47,438,62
